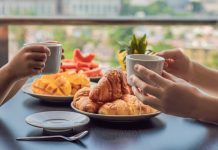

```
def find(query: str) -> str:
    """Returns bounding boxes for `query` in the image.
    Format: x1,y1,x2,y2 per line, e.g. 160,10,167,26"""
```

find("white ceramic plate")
22,83,73,103
22,82,97,103
71,103,160,122
25,111,90,132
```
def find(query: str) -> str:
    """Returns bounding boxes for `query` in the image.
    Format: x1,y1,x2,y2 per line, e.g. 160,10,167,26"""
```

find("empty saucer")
25,111,90,132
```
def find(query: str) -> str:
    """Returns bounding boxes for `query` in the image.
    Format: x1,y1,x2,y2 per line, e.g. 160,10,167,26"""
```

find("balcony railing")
1,17,218,66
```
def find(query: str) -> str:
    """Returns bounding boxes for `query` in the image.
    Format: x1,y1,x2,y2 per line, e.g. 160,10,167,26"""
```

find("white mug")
24,42,62,74
126,54,165,86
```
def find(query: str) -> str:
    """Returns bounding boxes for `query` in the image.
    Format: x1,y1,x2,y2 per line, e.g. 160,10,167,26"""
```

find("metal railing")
0,17,218,66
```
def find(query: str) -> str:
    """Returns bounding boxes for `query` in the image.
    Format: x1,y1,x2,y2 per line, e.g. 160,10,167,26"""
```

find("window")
1,0,218,68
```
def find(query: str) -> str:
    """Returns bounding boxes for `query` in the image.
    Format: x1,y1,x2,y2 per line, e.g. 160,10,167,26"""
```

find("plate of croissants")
71,69,160,122
22,71,94,103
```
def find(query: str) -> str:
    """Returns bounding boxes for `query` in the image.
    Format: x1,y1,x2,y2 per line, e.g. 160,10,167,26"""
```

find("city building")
0,0,122,17
0,0,56,16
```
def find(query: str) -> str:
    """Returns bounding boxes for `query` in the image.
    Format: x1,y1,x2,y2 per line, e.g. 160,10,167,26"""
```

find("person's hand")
130,64,203,118
157,48,193,82
5,45,51,81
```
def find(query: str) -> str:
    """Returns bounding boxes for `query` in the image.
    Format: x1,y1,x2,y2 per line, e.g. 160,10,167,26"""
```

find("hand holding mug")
24,42,62,74
130,64,203,118
157,48,193,82
5,45,51,80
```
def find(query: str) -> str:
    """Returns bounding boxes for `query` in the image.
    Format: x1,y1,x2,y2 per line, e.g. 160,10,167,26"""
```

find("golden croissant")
98,94,156,115
89,69,130,103
73,69,157,116
73,87,100,113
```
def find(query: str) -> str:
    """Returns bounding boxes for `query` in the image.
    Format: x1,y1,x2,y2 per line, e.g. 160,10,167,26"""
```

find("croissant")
73,69,157,116
122,94,156,115
98,94,156,115
73,87,100,113
98,99,130,115
89,69,130,103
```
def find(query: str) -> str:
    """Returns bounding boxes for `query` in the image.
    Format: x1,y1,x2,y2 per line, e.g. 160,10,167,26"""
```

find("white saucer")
25,111,90,132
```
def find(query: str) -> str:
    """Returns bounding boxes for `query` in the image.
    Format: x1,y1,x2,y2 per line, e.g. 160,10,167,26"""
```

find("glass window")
1,0,218,68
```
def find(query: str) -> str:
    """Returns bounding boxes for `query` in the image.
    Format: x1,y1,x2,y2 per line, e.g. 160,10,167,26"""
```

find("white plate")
71,103,160,122
22,83,73,103
25,111,90,132
22,82,97,103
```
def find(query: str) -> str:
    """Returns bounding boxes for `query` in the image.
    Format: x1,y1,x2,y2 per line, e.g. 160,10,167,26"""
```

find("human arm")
1,41,65,105
190,61,218,96
2,77,28,105
0,45,50,106
131,64,218,124
158,49,218,96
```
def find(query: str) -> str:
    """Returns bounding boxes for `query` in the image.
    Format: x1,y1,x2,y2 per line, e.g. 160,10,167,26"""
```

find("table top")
1,88,218,150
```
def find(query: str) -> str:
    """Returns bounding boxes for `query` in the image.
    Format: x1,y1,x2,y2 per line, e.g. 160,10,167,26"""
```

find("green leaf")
130,34,138,54
138,34,147,54
119,49,126,53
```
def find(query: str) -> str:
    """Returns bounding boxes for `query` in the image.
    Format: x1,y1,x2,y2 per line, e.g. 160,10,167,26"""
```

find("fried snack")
73,87,100,113
32,76,71,96
98,94,157,115
89,69,130,103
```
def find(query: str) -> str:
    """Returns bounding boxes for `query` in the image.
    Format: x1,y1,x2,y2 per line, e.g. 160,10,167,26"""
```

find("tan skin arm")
0,41,64,106
2,77,28,106
0,65,18,106
158,49,218,97
0,45,50,106
190,61,218,97
0,64,27,106
131,64,218,124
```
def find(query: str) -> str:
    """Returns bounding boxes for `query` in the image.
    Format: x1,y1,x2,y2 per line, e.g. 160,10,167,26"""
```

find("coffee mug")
126,54,165,86
24,42,62,74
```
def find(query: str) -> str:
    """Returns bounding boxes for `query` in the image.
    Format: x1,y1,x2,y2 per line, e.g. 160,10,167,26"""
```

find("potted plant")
117,34,154,71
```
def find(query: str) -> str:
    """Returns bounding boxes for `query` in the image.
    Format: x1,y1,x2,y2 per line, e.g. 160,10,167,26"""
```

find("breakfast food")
89,69,129,103
72,69,157,115
73,87,100,113
61,49,103,78
32,71,90,96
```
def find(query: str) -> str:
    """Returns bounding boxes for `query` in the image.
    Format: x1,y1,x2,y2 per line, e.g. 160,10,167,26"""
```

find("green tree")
151,42,174,53
53,27,93,58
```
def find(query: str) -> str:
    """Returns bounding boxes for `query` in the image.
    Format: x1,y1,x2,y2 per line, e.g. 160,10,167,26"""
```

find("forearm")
195,94,218,124
190,61,218,96
2,77,28,105
0,64,17,106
